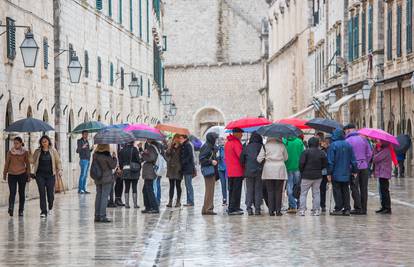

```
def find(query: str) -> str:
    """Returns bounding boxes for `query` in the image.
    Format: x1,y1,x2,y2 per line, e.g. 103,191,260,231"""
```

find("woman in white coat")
257,137,288,216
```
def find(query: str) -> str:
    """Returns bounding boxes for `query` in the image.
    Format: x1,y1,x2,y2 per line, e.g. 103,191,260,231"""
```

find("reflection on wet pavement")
1,177,414,266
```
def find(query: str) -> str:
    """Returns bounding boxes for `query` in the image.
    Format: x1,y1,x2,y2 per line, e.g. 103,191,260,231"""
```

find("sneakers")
311,210,320,216
330,210,343,216
40,213,47,218
228,211,244,216
298,210,305,216
287,208,297,214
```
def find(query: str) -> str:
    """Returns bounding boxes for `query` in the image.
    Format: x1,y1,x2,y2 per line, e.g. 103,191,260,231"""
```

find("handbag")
201,152,215,177
129,148,141,172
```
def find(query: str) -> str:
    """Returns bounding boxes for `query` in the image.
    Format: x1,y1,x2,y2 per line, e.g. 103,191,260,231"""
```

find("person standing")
180,135,196,207
344,123,373,215
319,137,330,212
217,137,228,206
240,132,264,215
32,136,62,218
92,144,117,222
119,142,141,209
166,135,183,208
298,137,328,216
284,137,304,214
3,137,31,217
141,140,159,213
152,141,166,206
225,128,245,215
76,130,92,194
114,144,125,206
257,137,288,216
327,129,357,216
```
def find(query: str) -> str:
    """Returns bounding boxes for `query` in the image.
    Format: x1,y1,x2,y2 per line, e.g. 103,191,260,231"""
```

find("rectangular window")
110,63,114,86
119,0,123,24
120,67,125,89
397,5,402,57
353,14,359,60
368,4,373,52
361,11,366,56
6,17,16,60
108,0,112,17
387,8,393,60
140,76,143,96
96,0,103,10
84,50,89,78
129,0,133,32
336,32,341,73
153,0,160,21
146,0,149,43
348,19,353,61
147,79,151,97
43,38,49,70
97,57,102,82
139,0,142,38
407,0,413,53
163,35,167,51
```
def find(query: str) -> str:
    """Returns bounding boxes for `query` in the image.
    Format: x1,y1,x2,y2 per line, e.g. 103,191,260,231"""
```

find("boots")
166,199,173,208
175,197,181,208
124,193,130,209
133,193,139,209
115,197,125,206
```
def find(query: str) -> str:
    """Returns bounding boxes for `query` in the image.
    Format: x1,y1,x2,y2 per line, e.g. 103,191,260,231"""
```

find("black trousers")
228,177,243,212
379,178,391,209
320,175,328,209
350,169,369,212
169,179,182,200
8,173,27,212
332,181,350,211
124,179,138,193
115,176,123,198
143,179,158,211
265,180,284,213
36,175,55,214
398,160,405,177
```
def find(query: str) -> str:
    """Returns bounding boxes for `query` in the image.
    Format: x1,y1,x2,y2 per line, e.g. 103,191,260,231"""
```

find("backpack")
90,155,103,180
152,145,167,177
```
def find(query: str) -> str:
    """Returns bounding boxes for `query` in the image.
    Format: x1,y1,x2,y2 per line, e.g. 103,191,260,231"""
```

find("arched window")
84,112,89,123
42,109,49,135
97,115,102,121
5,100,13,155
68,110,74,163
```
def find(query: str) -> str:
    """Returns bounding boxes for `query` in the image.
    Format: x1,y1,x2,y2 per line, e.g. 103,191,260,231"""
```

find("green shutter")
361,11,366,56
43,38,49,70
119,0,123,24
109,0,112,17
348,19,353,61
139,0,142,38
121,67,124,89
336,33,341,73
147,79,151,97
397,5,402,57
110,63,114,86
129,0,133,32
84,50,89,78
387,9,393,60
146,0,149,43
407,0,413,53
368,5,373,52
6,17,16,60
353,15,359,59
97,57,102,82
96,0,102,10
140,76,143,96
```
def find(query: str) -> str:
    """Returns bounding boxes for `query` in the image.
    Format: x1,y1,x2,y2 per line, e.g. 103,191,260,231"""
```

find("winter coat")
299,137,328,180
32,148,62,176
180,140,195,175
257,138,288,180
224,135,244,177
240,133,263,178
199,133,218,168
142,144,158,180
119,144,141,180
373,145,393,179
327,129,358,182
3,148,30,177
93,151,117,185
345,131,372,170
166,145,182,179
283,137,304,172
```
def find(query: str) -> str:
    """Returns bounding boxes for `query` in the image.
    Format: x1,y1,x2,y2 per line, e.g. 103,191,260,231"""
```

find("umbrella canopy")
103,123,129,130
257,123,303,138
225,117,271,130
94,128,135,144
125,123,160,133
225,126,263,134
358,128,399,146
189,135,203,151
130,129,165,141
275,118,311,130
4,117,54,133
394,134,412,154
72,121,107,133
305,118,343,133
155,123,190,135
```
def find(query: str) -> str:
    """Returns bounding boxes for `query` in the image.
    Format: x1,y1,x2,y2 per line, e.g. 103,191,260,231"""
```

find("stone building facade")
163,0,268,137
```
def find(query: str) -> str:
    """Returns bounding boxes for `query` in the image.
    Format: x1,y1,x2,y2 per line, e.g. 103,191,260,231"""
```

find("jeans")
218,170,227,202
245,176,263,212
95,183,112,218
379,178,391,209
184,174,194,205
332,181,350,211
78,159,90,193
143,179,158,211
228,177,243,213
153,176,161,205
36,175,55,214
8,173,27,213
287,171,301,209
350,169,369,212
299,179,322,212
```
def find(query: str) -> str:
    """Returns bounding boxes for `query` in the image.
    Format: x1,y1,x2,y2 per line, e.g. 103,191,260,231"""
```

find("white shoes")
299,210,305,216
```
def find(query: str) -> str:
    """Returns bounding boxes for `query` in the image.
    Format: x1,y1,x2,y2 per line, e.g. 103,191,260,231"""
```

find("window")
6,17,16,60
139,0,142,38
361,11,366,56
129,0,133,32
110,62,114,86
96,0,103,10
43,37,49,70
336,32,341,73
387,8,393,60
397,4,402,57
407,0,413,53
368,4,373,52
97,57,102,82
120,67,125,89
147,78,151,97
163,35,167,51
153,0,160,21
119,0,123,24
84,50,89,78
312,0,320,25
353,14,359,60
146,0,149,42
108,0,112,17
140,76,143,96
348,19,353,61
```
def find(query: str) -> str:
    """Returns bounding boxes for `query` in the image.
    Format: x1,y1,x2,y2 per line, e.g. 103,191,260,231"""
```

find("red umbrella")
225,117,271,130
275,118,311,130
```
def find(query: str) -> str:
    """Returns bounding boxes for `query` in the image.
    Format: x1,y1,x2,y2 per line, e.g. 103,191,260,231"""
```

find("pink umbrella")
124,124,161,134
358,128,399,146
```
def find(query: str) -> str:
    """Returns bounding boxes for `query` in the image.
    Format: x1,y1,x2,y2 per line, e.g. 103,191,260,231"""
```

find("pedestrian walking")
179,135,196,207
217,138,228,206
76,130,92,194
284,137,304,214
119,142,141,209
92,144,117,222
32,135,62,218
141,140,159,213
344,123,373,215
166,135,183,208
298,137,328,216
327,129,357,216
257,137,288,216
199,132,219,215
225,128,245,215
240,132,264,215
319,137,330,212
3,137,31,217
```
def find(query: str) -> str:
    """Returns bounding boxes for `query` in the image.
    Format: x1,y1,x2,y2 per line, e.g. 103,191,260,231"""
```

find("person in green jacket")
284,137,305,213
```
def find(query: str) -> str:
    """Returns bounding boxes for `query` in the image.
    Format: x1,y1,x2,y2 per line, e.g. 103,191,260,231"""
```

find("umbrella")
130,129,165,141
103,123,129,130
257,123,303,138
305,118,343,133
72,121,107,133
225,126,263,133
358,128,399,146
205,126,226,137
125,123,160,133
4,117,54,132
94,128,135,144
225,117,271,130
394,134,412,154
275,118,311,130
155,123,190,135
189,135,203,151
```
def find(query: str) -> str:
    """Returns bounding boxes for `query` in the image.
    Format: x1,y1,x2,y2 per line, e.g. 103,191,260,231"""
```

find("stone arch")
193,106,225,138
5,100,13,155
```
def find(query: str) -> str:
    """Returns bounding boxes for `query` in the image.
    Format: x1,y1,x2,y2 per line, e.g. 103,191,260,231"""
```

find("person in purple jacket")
344,124,373,215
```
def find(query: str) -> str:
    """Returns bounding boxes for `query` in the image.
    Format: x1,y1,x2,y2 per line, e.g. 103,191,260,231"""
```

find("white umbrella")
204,126,225,139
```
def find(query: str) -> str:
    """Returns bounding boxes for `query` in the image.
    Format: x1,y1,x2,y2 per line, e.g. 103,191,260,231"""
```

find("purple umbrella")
358,128,399,146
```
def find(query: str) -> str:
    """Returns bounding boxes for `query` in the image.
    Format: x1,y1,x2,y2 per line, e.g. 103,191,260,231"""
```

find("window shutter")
407,0,413,53
84,50,89,78
109,0,112,17
110,63,114,86
146,0,149,43
387,8,393,60
97,57,102,82
353,15,359,59
397,5,402,57
140,76,143,96
121,67,125,89
348,19,353,61
361,11,366,56
6,17,16,60
129,0,133,32
139,0,142,38
96,0,102,10
43,38,49,70
119,0,123,24
368,5,373,52
336,33,341,73
147,79,151,97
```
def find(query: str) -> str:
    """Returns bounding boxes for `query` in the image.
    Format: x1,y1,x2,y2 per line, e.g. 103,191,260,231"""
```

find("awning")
288,105,314,118
328,92,359,113
313,90,331,102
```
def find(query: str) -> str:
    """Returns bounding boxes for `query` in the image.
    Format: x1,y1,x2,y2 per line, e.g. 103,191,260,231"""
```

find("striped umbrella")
94,128,135,144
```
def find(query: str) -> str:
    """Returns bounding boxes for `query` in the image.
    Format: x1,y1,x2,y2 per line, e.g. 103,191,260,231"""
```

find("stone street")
1,177,414,267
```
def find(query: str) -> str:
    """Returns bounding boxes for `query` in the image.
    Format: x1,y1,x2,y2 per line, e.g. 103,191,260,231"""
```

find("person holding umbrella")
76,130,92,194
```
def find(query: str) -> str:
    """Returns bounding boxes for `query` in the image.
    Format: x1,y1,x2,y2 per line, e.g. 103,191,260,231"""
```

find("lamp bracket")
54,49,69,59
0,24,31,37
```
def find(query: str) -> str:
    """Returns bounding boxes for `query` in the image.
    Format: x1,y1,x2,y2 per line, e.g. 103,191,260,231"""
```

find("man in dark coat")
180,135,196,206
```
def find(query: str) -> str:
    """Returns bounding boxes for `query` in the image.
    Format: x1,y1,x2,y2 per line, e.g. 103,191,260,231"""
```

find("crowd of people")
2,123,407,222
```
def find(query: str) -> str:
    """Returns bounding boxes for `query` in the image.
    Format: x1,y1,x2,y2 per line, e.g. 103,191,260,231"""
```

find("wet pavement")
1,177,414,266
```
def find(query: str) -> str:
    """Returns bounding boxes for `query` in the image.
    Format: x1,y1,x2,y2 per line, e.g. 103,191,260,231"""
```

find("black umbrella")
305,118,343,133
394,134,412,154
94,128,135,144
130,130,165,141
257,123,303,138
4,118,54,132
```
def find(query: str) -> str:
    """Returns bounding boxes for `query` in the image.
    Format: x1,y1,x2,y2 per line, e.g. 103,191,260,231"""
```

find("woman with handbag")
166,134,183,208
119,141,141,209
3,137,31,217
199,132,219,215
141,140,160,213
32,135,62,218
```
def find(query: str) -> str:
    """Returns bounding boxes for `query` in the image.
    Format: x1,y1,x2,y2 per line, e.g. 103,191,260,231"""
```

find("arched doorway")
5,100,13,155
194,107,225,138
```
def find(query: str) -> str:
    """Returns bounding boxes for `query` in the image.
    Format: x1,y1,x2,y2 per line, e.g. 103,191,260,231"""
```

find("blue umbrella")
130,130,165,141
4,118,54,132
72,121,107,133
225,126,261,133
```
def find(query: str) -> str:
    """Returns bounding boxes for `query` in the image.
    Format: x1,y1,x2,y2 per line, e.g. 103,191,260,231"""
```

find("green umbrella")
72,121,107,134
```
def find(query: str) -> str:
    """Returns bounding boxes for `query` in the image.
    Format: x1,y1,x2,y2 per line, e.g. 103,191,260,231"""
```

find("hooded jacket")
345,131,372,170
240,133,263,178
284,137,304,172
327,129,358,182
224,134,244,177
373,144,393,179
199,133,218,168
299,137,328,180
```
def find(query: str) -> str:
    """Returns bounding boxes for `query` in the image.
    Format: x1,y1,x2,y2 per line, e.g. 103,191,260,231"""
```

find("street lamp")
362,80,372,100
161,88,172,105
170,103,177,116
328,91,337,105
19,31,39,68
67,55,82,83
128,76,141,98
